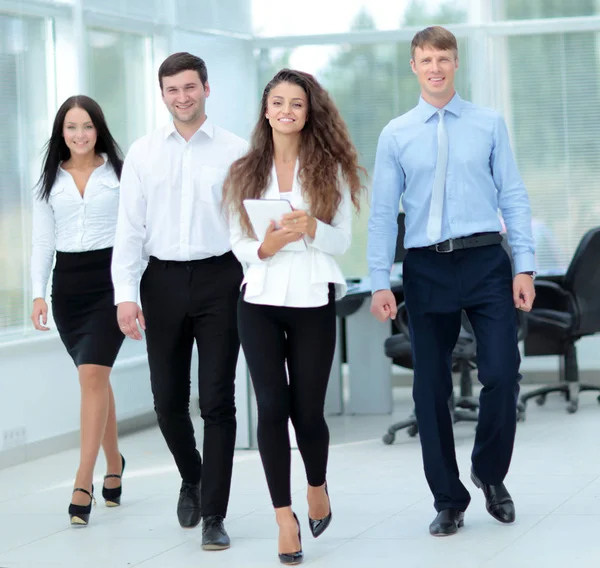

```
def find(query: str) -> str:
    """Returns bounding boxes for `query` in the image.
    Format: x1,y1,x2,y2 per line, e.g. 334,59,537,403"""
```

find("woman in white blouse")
223,69,364,565
31,96,126,526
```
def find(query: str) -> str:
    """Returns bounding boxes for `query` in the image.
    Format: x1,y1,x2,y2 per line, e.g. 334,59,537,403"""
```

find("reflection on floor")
0,386,599,567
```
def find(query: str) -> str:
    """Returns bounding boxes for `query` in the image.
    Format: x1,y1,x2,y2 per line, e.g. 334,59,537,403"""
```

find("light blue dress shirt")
368,92,536,293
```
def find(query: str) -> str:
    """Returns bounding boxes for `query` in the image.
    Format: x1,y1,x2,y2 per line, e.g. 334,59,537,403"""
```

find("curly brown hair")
223,69,365,237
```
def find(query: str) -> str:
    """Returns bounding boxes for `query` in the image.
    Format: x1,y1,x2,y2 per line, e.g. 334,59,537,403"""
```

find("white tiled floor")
1,386,600,567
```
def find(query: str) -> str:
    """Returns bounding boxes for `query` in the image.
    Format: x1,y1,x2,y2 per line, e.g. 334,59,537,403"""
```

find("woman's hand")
280,210,317,239
258,221,304,259
31,298,50,331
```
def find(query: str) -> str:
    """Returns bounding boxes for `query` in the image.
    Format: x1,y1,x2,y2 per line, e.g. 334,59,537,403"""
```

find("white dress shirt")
111,120,248,304
230,162,351,308
31,155,119,300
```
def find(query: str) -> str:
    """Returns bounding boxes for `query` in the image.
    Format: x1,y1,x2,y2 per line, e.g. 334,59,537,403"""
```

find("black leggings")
238,289,336,508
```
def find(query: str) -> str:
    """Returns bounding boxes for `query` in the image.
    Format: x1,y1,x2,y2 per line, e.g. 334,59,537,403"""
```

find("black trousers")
238,287,336,509
140,251,243,518
402,244,521,513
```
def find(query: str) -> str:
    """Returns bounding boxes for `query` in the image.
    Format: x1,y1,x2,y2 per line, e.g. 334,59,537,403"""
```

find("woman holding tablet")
31,95,126,526
223,69,364,564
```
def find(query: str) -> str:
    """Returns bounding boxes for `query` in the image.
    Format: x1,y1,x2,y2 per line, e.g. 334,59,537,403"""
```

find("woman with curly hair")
223,69,364,564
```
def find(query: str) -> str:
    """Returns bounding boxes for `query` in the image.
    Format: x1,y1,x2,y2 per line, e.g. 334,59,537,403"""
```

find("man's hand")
258,221,304,259
513,273,535,312
370,290,398,322
117,301,146,340
31,298,50,331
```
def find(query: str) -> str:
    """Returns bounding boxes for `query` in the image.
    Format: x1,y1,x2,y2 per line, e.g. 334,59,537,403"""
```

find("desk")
325,272,403,415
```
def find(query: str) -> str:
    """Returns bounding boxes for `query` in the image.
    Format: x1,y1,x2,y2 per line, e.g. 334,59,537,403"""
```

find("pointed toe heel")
308,484,332,538
69,486,95,527
102,454,125,507
279,512,303,565
279,551,304,565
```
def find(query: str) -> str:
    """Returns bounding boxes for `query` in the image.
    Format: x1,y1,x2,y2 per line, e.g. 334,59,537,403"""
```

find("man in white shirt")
112,52,247,550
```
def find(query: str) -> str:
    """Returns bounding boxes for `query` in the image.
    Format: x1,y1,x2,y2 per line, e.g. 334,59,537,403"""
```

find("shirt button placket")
78,202,85,249
180,146,192,260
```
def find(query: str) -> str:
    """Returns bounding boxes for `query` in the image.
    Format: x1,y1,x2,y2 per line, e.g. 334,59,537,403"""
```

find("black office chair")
381,234,526,444
381,304,482,444
520,227,600,414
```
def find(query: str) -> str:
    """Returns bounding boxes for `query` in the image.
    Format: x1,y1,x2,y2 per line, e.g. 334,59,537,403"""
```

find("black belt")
420,232,502,253
148,250,236,267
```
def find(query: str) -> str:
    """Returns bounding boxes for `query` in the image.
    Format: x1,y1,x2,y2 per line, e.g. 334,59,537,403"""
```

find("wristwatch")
520,271,536,279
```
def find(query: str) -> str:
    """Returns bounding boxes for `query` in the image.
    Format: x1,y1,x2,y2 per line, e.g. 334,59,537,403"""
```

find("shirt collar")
164,118,215,140
417,92,463,122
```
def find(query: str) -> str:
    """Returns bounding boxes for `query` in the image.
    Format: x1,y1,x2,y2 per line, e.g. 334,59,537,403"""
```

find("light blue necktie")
426,109,448,243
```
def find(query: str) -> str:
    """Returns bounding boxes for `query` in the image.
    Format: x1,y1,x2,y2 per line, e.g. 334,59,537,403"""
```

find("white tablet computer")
242,199,307,252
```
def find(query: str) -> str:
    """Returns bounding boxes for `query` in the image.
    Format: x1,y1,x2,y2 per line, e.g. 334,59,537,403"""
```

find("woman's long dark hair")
36,95,123,201
223,69,365,237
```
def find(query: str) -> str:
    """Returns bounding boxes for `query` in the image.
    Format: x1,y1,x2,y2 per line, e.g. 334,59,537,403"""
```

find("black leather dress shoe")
429,509,464,536
177,481,201,528
471,468,515,524
202,515,231,550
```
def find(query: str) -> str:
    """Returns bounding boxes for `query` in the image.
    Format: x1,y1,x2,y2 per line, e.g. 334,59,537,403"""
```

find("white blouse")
230,162,351,308
31,155,120,300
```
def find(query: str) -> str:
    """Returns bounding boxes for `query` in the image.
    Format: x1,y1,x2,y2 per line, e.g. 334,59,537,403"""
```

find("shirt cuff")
370,269,391,294
32,283,47,301
513,252,536,276
252,241,273,262
114,285,140,305
304,219,322,247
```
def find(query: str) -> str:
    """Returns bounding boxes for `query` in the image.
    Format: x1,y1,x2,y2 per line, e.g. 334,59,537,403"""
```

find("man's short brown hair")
411,26,458,59
158,52,208,90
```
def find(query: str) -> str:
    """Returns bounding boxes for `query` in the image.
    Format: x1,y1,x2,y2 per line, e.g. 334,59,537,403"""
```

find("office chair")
520,227,600,414
381,234,526,444
382,304,482,444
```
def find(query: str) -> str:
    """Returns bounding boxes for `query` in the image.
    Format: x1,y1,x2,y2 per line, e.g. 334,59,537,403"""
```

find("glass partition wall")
253,0,600,277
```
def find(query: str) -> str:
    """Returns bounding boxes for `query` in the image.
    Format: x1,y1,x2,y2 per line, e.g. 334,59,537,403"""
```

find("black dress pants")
237,286,336,508
403,244,521,513
140,251,243,518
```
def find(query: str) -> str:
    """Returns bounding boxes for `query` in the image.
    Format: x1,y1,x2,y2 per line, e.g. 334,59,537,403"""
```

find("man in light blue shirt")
368,26,536,537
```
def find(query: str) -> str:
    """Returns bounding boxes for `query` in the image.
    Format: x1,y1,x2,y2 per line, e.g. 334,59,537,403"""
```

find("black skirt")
51,247,125,368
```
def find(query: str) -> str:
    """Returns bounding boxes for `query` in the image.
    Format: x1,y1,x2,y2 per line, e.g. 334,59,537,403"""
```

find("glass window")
252,0,468,37
494,31,599,273
492,0,599,21
0,14,50,336
258,39,471,278
87,28,151,152
178,0,253,35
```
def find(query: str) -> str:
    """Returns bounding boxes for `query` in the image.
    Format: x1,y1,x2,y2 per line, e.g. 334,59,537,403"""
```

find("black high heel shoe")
308,483,332,538
279,512,303,565
69,486,95,526
102,454,126,507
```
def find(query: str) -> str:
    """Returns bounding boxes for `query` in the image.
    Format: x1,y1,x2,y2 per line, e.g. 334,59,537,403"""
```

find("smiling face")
62,106,97,157
265,81,308,136
161,69,209,127
411,45,459,107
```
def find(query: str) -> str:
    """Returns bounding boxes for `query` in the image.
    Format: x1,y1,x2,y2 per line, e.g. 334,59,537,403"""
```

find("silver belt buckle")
435,239,454,253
